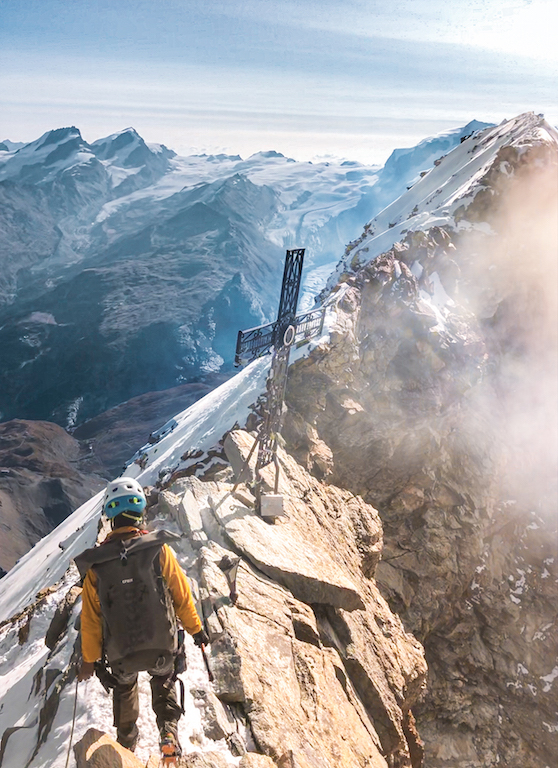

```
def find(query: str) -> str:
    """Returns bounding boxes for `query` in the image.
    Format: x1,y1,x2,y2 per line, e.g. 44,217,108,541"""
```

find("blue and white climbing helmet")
103,477,146,519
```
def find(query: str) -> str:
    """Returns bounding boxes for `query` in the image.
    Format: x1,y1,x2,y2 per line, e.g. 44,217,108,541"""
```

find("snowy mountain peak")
37,125,83,149
0,125,176,193
247,150,290,161
380,119,493,184
0,139,26,152
0,126,93,184
325,112,558,293
91,127,148,163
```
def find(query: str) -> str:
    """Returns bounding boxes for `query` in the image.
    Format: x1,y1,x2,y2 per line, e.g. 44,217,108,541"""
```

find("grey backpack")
75,530,180,675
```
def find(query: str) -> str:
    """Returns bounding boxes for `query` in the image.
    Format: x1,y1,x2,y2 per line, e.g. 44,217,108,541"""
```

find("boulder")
190,686,238,743
209,493,364,611
73,729,145,768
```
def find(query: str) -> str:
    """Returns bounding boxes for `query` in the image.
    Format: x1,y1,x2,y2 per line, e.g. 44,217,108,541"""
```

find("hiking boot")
117,724,139,752
159,722,182,762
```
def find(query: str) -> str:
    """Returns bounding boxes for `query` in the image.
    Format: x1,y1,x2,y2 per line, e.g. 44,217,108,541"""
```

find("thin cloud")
1,0,557,162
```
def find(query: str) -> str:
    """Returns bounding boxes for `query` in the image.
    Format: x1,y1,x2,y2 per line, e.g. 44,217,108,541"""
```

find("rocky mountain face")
282,113,558,766
160,432,428,767
0,122,488,428
0,429,428,768
0,420,105,573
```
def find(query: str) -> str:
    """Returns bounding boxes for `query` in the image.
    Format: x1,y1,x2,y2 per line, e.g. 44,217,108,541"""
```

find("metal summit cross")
235,248,325,512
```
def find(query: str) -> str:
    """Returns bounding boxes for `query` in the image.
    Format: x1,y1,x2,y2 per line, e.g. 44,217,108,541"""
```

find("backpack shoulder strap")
74,529,181,579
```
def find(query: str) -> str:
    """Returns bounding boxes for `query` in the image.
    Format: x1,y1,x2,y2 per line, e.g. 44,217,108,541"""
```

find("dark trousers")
112,664,182,749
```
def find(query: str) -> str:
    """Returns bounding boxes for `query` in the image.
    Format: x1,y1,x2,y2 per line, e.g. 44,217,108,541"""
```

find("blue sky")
1,0,556,163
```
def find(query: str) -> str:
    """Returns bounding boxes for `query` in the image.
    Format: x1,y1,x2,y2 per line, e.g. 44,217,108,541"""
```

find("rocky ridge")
0,430,427,768
0,113,555,768
168,430,427,767
282,113,558,766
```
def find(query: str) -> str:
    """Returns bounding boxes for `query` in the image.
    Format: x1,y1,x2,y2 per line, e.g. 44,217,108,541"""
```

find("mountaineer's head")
103,477,147,529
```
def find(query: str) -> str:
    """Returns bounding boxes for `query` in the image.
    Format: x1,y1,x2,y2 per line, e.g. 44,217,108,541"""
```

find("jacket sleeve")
160,544,203,635
80,570,103,663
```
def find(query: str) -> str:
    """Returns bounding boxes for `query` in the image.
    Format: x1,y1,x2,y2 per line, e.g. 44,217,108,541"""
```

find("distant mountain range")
0,120,490,427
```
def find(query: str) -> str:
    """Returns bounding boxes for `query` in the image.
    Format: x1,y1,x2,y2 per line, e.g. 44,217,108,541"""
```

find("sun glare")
454,0,557,63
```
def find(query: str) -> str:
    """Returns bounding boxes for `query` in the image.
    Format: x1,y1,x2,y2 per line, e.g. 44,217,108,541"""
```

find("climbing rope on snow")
64,675,79,768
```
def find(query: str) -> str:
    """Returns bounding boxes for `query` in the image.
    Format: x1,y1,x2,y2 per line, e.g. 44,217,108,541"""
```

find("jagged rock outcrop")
283,115,558,766
0,435,426,768
159,436,427,768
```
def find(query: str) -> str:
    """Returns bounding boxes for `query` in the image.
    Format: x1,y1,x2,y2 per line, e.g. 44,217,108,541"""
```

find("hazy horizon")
1,0,556,164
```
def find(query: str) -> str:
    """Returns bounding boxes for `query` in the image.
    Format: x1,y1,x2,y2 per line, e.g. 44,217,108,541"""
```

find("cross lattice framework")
235,248,325,478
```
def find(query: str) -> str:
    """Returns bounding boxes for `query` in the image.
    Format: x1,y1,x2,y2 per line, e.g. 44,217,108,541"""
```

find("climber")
74,477,209,760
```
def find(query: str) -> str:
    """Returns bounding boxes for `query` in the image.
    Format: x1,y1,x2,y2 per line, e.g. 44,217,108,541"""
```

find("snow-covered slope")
326,113,558,293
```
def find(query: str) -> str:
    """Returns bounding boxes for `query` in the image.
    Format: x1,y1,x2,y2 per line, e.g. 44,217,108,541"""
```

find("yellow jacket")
80,527,202,663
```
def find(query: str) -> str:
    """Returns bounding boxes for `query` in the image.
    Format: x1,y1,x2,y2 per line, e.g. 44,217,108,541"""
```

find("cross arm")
235,320,276,367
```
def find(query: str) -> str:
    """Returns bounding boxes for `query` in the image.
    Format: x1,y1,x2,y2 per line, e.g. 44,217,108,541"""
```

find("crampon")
160,727,182,765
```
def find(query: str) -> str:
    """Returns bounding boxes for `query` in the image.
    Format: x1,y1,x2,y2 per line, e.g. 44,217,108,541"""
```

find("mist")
457,150,558,514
